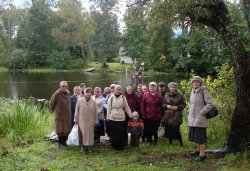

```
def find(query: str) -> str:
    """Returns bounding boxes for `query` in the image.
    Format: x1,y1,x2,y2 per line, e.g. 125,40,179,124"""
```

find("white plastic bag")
157,126,165,138
66,124,79,146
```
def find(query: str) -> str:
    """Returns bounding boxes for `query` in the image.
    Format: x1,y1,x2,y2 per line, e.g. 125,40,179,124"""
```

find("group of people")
49,75,214,162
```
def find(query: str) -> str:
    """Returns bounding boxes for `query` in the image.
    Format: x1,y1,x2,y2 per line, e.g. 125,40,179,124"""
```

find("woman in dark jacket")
70,86,81,128
162,82,186,146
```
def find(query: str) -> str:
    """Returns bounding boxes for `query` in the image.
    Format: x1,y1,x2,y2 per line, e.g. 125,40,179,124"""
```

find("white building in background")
119,47,136,64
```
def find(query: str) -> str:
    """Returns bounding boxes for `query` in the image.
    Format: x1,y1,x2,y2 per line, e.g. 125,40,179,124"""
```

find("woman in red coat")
141,82,164,146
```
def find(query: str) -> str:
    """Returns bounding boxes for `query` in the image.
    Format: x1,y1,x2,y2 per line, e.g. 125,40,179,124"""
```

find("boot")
80,144,84,152
169,138,173,145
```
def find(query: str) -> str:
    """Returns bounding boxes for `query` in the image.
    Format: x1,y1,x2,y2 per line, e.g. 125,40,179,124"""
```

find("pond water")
0,72,188,100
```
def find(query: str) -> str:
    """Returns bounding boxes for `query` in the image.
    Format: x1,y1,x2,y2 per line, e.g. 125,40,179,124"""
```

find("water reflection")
0,72,187,100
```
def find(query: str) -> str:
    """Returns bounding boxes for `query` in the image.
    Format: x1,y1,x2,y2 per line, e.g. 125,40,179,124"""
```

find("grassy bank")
0,62,133,73
0,99,249,171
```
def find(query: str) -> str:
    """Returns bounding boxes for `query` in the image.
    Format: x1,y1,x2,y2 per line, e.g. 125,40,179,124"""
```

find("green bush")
47,50,72,69
0,98,52,145
8,49,28,70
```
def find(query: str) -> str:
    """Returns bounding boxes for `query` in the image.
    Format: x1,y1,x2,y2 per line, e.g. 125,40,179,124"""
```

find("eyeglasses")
62,85,68,87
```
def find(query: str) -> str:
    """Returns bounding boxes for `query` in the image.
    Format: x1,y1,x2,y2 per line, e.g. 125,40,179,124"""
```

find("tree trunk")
187,1,250,152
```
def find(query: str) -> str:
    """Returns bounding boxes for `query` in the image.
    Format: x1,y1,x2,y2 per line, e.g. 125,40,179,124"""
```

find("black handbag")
205,106,219,119
201,89,219,119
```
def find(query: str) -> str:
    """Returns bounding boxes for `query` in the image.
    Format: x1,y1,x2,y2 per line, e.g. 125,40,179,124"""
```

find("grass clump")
0,98,53,146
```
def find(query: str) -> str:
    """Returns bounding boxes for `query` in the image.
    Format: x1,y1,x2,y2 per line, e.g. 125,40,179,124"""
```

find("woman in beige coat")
188,76,214,162
74,87,98,153
107,85,132,150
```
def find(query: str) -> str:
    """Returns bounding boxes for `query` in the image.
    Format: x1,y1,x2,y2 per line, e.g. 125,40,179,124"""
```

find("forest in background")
0,0,248,74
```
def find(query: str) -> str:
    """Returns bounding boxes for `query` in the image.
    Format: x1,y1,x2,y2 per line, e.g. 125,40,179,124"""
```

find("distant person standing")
132,63,137,76
49,81,72,147
138,66,143,76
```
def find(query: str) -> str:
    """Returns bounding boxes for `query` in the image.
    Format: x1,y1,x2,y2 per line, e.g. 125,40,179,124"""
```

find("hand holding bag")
202,89,219,119
66,124,79,146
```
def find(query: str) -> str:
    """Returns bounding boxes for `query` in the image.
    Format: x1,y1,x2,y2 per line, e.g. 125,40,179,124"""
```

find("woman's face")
75,87,81,95
114,87,122,95
192,80,201,89
149,85,157,93
169,86,176,93
85,91,92,100
126,87,132,95
60,84,68,92
94,88,100,96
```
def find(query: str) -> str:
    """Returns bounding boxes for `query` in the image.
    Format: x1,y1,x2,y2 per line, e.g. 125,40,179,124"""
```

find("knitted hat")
132,111,139,118
158,82,166,86
149,82,157,87
191,76,203,85
168,82,178,88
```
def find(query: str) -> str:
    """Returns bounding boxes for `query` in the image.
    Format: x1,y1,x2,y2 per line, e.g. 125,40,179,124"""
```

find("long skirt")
109,120,127,150
188,126,207,144
165,125,181,140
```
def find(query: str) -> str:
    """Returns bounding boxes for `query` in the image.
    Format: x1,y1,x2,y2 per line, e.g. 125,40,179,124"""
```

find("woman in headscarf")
162,82,186,146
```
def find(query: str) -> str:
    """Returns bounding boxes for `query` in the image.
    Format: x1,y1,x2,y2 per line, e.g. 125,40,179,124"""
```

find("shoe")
148,142,153,146
190,151,199,157
194,155,206,162
88,147,93,153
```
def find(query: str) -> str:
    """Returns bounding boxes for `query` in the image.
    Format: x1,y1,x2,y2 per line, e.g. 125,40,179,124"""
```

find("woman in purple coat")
141,82,164,146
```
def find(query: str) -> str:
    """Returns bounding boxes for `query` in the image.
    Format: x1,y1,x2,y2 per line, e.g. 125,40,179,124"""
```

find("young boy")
127,111,144,147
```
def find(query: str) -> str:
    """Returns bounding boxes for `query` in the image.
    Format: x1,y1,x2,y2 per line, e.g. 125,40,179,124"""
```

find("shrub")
47,50,72,69
8,49,28,70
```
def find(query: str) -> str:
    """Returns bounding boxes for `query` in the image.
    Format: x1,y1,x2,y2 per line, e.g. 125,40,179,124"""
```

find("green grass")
0,66,8,72
0,137,249,171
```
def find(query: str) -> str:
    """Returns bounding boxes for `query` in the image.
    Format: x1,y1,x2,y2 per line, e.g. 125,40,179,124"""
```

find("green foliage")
0,98,52,145
123,5,149,65
8,49,28,70
47,50,72,69
25,1,55,66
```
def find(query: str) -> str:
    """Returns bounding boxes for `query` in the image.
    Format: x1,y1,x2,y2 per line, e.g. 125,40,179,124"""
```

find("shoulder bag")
201,89,219,119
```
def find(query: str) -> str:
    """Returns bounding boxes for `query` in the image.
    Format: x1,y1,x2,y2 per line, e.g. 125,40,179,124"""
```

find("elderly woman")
124,86,136,113
162,82,186,146
74,87,98,153
141,82,164,146
188,76,214,162
70,86,82,127
92,87,105,143
107,85,132,150
49,81,71,147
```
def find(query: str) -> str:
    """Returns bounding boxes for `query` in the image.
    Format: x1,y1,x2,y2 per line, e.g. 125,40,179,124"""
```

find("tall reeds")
0,98,52,145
